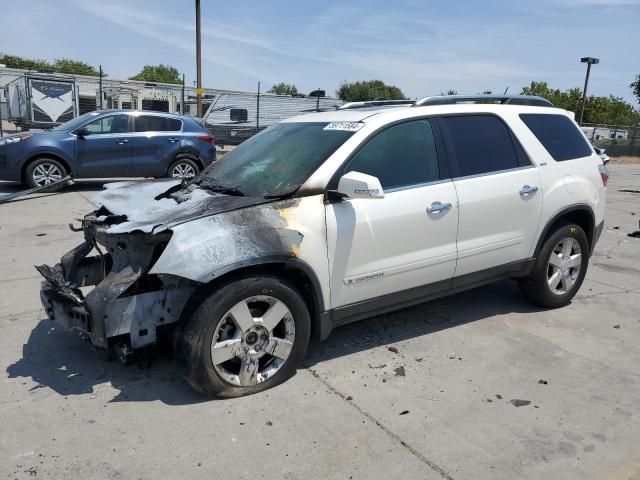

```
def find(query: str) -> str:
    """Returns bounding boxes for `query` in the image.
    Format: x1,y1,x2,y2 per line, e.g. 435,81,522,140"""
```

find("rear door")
74,113,132,177
440,114,543,278
326,118,459,309
130,114,183,176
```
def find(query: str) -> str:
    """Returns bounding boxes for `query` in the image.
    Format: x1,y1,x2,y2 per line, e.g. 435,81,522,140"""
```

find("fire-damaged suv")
38,95,607,398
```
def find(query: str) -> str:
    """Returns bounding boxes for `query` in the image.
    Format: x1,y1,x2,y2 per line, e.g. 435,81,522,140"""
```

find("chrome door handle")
115,139,129,145
519,185,538,196
427,201,452,214
168,137,179,143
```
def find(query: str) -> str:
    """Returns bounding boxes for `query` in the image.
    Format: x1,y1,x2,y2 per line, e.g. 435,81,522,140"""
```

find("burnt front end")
38,210,196,350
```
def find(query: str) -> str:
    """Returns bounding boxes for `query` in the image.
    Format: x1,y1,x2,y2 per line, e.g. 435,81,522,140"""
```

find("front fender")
149,199,304,283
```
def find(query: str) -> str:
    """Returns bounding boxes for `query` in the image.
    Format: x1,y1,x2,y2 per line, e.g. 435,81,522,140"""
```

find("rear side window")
520,114,592,161
442,115,519,177
343,119,440,190
134,115,182,132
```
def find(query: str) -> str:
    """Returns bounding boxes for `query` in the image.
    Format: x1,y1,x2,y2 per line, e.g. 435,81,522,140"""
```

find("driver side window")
343,119,440,190
84,115,130,134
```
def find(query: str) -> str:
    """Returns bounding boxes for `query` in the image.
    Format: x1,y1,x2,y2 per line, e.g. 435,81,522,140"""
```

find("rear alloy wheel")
175,276,310,398
519,223,589,308
546,237,582,295
168,157,199,179
25,158,68,188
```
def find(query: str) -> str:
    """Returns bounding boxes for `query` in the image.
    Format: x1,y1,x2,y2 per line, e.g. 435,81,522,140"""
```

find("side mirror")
75,127,90,138
336,171,384,199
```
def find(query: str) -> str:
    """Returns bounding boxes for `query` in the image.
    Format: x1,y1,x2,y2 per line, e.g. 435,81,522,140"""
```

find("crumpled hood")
90,179,272,234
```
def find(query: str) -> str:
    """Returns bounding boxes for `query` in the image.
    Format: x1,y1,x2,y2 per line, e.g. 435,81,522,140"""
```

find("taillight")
598,164,609,187
197,135,215,144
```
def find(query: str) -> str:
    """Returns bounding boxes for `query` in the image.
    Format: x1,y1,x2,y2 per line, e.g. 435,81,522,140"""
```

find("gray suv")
0,110,216,187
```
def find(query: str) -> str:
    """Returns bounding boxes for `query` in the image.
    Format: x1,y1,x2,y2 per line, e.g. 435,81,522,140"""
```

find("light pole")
195,0,203,118
577,57,599,125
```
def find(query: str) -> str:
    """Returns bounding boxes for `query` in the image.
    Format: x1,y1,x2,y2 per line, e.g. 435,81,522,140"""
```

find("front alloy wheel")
211,295,295,386
176,276,310,398
32,163,63,186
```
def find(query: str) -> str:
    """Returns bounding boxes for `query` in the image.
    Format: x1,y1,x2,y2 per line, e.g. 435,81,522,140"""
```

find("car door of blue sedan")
130,114,183,177
74,113,132,177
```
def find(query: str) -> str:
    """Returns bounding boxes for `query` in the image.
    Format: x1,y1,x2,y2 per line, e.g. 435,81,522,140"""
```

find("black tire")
520,222,589,308
175,276,311,398
167,155,200,179
25,158,68,189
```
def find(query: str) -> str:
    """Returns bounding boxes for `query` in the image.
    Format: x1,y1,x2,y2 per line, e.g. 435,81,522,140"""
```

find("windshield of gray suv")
51,111,101,132
198,122,357,197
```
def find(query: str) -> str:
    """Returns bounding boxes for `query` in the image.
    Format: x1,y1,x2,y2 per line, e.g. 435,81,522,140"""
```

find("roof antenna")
504,86,509,94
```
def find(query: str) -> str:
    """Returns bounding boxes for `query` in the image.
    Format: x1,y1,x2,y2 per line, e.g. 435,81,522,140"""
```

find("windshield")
198,122,356,197
51,111,102,132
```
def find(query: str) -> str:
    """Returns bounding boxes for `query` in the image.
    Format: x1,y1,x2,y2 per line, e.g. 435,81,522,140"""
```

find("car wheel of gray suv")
174,276,311,398
519,222,589,308
25,158,68,189
168,155,200,179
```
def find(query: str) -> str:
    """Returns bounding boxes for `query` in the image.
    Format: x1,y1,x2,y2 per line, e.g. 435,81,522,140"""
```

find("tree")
129,64,181,84
440,90,458,95
631,74,640,104
521,81,640,125
267,83,299,95
336,80,405,102
0,53,101,76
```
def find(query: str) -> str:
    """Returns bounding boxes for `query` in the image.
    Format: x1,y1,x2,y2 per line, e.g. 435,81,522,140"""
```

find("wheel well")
22,154,71,183
537,207,594,255
173,152,203,171
182,262,323,340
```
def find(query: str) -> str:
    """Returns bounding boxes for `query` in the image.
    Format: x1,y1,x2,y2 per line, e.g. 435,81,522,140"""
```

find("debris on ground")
510,399,531,407
619,189,640,194
415,357,423,362
448,352,456,359
613,226,621,230
399,410,410,415
36,233,47,236
387,346,399,354
265,421,273,426
346,396,353,401
613,324,621,329
394,366,406,377
496,394,503,400
628,221,640,238
538,379,548,385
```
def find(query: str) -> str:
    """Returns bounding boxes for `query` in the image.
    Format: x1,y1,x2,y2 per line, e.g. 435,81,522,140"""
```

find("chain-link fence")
580,123,640,157
202,90,342,146
0,68,344,143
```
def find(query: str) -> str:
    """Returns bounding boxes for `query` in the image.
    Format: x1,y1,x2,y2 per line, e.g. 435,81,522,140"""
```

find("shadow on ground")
6,279,540,404
0,179,145,196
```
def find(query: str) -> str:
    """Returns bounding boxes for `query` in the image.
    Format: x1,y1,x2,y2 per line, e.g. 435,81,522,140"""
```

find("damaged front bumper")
37,212,197,349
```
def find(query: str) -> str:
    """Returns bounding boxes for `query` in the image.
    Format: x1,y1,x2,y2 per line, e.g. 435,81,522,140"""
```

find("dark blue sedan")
0,110,216,187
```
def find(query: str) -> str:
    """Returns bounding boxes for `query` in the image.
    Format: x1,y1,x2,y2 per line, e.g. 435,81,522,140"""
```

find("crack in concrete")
306,368,455,480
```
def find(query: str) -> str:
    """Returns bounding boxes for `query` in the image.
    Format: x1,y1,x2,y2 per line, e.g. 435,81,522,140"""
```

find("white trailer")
6,75,78,129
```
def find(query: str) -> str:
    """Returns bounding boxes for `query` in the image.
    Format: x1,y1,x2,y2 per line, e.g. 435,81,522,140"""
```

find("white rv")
6,75,78,129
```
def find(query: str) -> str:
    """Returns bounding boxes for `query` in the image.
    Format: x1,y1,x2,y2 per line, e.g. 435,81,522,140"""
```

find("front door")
326,118,459,309
439,114,543,277
74,113,131,177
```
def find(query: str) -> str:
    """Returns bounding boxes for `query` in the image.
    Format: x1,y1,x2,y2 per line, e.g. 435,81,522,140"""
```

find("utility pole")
98,65,103,110
181,73,185,115
577,57,599,125
195,0,203,118
256,81,261,133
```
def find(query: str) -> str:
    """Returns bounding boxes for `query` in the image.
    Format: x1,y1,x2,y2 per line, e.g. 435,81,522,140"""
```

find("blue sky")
2,0,639,102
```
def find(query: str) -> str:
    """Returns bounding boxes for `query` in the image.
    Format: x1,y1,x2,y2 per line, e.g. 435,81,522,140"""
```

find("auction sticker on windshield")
323,121,364,132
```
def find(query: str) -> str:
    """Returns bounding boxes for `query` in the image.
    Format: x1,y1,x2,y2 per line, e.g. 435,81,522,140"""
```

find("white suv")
38,95,608,398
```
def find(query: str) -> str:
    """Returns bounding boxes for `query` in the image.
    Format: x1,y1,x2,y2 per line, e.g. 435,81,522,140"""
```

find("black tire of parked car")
25,157,68,190
519,222,589,308
167,155,200,179
174,276,311,398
